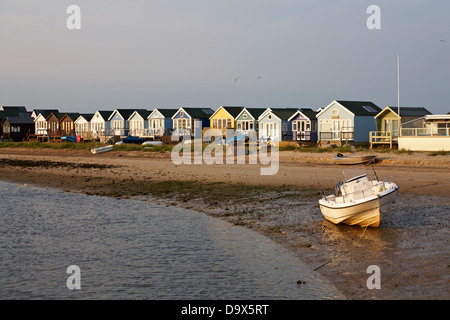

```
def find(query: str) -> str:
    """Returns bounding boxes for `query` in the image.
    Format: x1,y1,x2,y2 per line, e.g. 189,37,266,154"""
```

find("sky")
0,0,449,114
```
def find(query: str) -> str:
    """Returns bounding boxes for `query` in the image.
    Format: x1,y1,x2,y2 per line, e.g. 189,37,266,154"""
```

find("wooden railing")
370,131,393,149
319,130,354,141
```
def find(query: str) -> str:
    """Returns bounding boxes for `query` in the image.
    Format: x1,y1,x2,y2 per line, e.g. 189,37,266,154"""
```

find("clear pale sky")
1,0,449,114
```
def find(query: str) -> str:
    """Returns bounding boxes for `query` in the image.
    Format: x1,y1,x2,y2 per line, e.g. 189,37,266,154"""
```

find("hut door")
332,120,340,140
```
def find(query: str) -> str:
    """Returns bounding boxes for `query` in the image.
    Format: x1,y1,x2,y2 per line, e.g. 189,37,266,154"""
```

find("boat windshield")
342,165,368,182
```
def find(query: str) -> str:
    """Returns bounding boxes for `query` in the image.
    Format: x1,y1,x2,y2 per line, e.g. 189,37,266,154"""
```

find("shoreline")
1,147,449,300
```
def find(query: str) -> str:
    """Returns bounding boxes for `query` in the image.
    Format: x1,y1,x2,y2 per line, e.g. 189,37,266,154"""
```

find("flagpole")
397,54,400,137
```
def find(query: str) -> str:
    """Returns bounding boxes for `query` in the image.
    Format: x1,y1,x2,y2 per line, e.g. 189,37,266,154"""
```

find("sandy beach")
0,147,449,300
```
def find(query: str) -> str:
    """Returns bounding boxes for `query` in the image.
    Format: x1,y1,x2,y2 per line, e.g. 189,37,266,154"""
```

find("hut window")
243,114,247,119
180,111,184,118
227,119,232,128
332,109,339,116
282,123,287,132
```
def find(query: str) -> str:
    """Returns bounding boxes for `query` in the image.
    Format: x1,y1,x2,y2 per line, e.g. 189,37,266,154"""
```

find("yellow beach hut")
209,106,244,136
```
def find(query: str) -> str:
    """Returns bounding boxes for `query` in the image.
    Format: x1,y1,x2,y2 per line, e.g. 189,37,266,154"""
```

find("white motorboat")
318,166,398,227
91,145,113,154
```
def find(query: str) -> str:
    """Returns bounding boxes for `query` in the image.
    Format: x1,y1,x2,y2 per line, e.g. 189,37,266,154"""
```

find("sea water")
0,181,343,299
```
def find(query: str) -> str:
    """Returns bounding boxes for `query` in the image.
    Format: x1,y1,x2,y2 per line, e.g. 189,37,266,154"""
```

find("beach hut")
209,106,244,135
46,112,64,138
398,114,450,151
316,100,381,144
147,108,178,138
1,115,35,141
0,110,29,138
31,109,59,119
235,108,267,135
59,113,80,136
128,110,152,137
108,109,147,136
90,110,113,139
288,108,318,142
374,106,432,139
34,112,51,136
74,114,94,140
171,107,214,136
258,108,299,141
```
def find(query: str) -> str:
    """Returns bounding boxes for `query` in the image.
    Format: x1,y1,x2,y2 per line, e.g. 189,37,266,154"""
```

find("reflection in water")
0,181,343,299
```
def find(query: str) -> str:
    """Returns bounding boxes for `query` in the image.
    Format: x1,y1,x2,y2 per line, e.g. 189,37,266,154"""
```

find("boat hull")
333,155,377,165
122,136,146,144
62,136,77,143
91,145,113,154
319,187,398,228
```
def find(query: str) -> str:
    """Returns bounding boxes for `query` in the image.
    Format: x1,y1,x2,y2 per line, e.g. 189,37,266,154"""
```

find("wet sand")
0,147,449,300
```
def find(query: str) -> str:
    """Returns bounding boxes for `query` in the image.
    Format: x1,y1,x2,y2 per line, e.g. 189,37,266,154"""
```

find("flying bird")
257,76,263,79
440,40,446,43
234,77,240,82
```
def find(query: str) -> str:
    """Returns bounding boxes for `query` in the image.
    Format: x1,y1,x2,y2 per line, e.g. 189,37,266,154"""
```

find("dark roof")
181,107,215,118
0,110,25,119
160,109,178,117
221,106,245,118
46,112,64,121
270,108,299,120
60,113,80,122
33,109,59,114
1,106,27,112
387,106,432,117
96,110,114,120
35,111,55,119
244,108,267,119
3,116,34,124
336,100,381,115
299,108,318,120
132,110,152,119
153,108,179,117
78,113,94,121
111,109,147,120
33,110,59,119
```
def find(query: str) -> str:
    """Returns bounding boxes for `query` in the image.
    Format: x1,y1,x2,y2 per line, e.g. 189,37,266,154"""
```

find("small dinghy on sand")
318,166,398,227
333,153,377,165
91,145,113,154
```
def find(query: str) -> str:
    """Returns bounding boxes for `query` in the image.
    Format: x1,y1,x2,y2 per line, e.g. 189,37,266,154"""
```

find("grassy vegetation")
1,141,446,156
279,144,355,153
0,141,175,153
0,141,104,150
393,148,414,155
427,150,448,156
